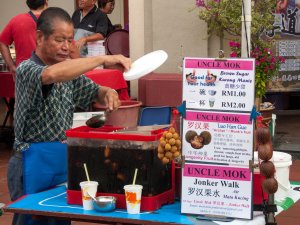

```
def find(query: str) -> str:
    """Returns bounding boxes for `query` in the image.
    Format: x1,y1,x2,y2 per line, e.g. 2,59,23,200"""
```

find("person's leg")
7,154,25,225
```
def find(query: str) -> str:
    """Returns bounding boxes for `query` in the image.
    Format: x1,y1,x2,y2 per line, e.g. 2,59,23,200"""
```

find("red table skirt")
0,72,14,98
85,69,129,100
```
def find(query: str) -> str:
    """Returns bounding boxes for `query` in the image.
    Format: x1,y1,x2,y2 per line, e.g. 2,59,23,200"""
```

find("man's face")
37,20,74,65
78,0,96,10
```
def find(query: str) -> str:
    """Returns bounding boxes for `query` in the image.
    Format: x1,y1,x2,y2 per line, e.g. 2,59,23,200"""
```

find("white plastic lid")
254,151,292,167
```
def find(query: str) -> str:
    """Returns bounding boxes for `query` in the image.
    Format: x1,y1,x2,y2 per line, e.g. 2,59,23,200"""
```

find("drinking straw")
132,168,138,185
83,163,90,182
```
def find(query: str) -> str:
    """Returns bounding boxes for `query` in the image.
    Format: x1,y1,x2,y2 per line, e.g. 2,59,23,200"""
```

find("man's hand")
103,55,131,72
99,88,121,111
105,88,121,111
75,37,86,50
69,41,80,59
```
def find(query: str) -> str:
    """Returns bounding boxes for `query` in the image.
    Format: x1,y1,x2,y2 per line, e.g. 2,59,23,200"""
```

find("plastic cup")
80,181,98,210
208,90,216,96
124,184,143,214
209,98,215,107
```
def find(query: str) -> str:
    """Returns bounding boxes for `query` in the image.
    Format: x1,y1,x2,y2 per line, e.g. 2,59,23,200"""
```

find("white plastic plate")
123,50,168,81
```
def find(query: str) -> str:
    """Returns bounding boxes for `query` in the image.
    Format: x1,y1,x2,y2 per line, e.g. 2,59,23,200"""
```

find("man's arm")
41,54,130,85
0,42,16,74
75,33,104,50
83,33,104,43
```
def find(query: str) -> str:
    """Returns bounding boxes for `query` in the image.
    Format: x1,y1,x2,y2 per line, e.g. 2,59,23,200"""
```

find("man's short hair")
37,7,73,38
26,0,46,10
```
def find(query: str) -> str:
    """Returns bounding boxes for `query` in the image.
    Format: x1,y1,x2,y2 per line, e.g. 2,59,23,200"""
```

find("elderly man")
8,7,130,225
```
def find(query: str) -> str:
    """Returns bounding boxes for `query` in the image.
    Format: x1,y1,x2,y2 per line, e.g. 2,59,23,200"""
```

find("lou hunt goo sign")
182,110,253,165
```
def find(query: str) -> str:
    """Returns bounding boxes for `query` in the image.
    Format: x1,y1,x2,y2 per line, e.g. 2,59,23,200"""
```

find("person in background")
98,0,119,30
0,0,48,78
72,0,115,57
8,7,131,225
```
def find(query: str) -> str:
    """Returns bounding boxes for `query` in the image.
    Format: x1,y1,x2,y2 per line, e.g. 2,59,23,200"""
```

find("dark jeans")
7,154,70,225
7,154,25,225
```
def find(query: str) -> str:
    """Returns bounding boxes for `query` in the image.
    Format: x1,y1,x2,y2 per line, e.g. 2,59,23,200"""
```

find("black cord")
242,0,250,58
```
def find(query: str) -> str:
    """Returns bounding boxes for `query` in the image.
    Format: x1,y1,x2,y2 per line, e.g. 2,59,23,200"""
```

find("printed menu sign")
183,58,255,111
180,57,254,219
182,110,253,165
181,163,252,219
267,39,300,92
267,9,300,92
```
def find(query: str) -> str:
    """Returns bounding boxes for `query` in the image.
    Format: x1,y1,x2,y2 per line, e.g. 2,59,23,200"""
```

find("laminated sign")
182,110,254,165
180,57,255,219
181,163,252,219
183,58,255,111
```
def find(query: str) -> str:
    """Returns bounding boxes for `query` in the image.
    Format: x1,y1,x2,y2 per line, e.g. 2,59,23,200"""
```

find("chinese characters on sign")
183,58,255,111
182,111,253,165
267,6,300,92
181,58,255,219
269,40,300,91
181,163,252,219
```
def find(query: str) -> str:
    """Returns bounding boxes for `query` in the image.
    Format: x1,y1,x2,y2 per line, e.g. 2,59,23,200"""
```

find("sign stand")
180,56,256,220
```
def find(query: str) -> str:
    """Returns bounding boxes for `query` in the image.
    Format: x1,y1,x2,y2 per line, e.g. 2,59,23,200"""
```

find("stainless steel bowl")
92,196,116,212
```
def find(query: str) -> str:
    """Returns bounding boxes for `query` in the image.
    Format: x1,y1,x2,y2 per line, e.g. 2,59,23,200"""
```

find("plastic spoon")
86,112,107,128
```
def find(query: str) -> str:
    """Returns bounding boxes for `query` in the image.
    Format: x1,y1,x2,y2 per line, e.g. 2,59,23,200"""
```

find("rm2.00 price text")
221,102,246,109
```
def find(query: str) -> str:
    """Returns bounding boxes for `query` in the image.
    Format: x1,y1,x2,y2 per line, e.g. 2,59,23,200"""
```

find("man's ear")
36,30,44,46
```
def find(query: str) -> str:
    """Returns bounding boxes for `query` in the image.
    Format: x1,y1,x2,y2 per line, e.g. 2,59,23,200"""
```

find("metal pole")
241,0,252,58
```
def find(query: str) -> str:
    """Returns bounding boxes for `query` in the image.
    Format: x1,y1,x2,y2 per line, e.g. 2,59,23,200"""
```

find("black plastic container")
66,126,173,196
